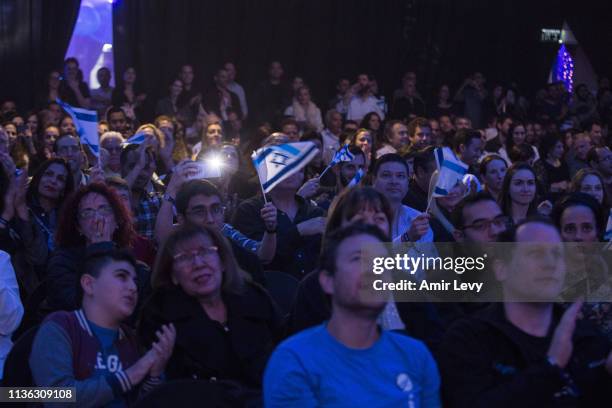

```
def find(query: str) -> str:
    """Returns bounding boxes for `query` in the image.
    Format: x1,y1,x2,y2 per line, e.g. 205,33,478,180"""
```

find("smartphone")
185,160,222,180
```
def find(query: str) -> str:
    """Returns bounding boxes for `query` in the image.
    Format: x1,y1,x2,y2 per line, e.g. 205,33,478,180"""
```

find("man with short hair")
264,223,441,407
485,115,513,153
329,78,351,117
346,73,385,122
252,61,292,127
429,119,443,146
438,218,612,406
567,133,592,178
55,134,89,188
376,120,409,158
107,107,130,138
91,67,113,117
403,146,436,212
588,121,604,147
453,129,483,169
321,109,343,164
202,68,243,120
451,192,507,243
373,153,432,242
454,116,471,130
30,250,175,406
280,118,300,142
224,62,248,120
406,117,432,150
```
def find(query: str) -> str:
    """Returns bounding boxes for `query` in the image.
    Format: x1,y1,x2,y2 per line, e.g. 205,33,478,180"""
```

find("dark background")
1,0,611,114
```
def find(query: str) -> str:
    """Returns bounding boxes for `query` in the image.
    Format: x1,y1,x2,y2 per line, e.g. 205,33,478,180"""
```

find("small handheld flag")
432,147,468,197
251,142,319,194
347,168,364,188
319,144,354,178
56,99,99,157
121,131,148,147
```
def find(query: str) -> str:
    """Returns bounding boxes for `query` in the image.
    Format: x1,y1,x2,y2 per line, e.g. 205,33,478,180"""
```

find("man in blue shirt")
264,223,441,407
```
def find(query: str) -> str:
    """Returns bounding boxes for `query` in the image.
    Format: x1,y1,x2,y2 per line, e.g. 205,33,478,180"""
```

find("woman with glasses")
46,183,151,314
138,224,282,400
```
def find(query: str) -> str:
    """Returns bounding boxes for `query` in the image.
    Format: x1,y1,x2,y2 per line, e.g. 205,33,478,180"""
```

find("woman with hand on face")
46,183,151,314
138,224,282,402
351,128,373,168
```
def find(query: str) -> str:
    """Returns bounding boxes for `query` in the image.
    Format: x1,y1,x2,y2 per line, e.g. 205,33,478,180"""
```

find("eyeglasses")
463,215,509,232
78,205,114,220
173,246,219,265
186,204,225,219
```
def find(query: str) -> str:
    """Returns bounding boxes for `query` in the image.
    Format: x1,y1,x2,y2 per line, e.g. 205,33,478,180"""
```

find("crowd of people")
1,56,612,406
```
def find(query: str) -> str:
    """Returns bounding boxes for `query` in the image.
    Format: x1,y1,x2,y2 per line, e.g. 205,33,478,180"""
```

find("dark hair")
300,130,322,144
569,168,610,209
406,117,429,137
339,145,366,167
359,112,382,131
64,57,79,67
505,121,526,152
495,216,559,261
320,223,387,276
280,118,298,130
373,153,409,178
453,129,481,152
479,154,507,177
382,120,405,145
451,191,498,229
551,192,605,240
0,162,8,214
106,106,126,122
508,144,535,163
326,186,392,239
498,162,540,219
412,146,436,175
152,223,246,292
55,182,136,248
175,179,221,215
538,134,563,160
82,249,138,279
26,158,75,209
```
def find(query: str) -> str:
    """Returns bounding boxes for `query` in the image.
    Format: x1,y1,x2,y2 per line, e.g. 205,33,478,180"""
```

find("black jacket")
46,241,151,314
138,283,283,387
437,303,612,407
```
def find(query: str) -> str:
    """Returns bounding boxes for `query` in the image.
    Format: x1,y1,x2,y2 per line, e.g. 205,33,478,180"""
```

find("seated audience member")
59,57,91,108
451,192,508,244
498,163,540,225
372,153,432,242
350,128,373,168
498,122,540,166
31,250,175,406
425,170,468,242
588,145,612,203
567,132,592,178
346,73,385,122
0,154,49,295
27,158,75,252
360,111,383,143
406,117,433,151
479,155,507,202
569,168,612,239
320,109,343,164
375,120,409,159
138,225,282,395
0,250,24,379
156,174,274,283
46,183,151,312
300,131,336,191
283,86,324,132
155,78,183,117
437,218,612,407
107,106,130,138
100,131,125,176
265,223,441,407
453,129,483,173
202,67,243,120
232,148,325,279
192,122,224,159
90,67,114,117
403,146,436,212
533,134,570,194
120,142,163,241
29,124,59,173
54,134,90,189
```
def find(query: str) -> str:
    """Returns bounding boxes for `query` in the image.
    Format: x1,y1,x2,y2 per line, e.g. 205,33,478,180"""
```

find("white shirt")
227,81,248,119
346,95,385,122
0,250,24,379
392,205,434,242
375,144,397,159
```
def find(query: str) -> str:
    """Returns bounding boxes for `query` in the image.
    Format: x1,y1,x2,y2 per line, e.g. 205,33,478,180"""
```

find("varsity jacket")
29,309,161,407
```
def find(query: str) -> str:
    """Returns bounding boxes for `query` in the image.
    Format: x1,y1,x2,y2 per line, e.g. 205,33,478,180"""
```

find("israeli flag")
329,144,354,166
347,168,364,188
56,99,99,157
433,147,468,197
251,142,319,193
121,131,148,147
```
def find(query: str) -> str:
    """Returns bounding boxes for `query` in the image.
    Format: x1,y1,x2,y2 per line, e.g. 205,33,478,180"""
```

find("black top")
251,81,292,126
138,283,282,387
232,195,325,279
403,178,429,212
437,303,612,407
58,80,90,108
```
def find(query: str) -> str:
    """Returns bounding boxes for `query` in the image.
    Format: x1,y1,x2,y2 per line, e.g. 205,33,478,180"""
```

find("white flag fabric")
56,99,99,157
251,142,319,193
121,131,148,146
433,147,468,197
347,168,364,188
